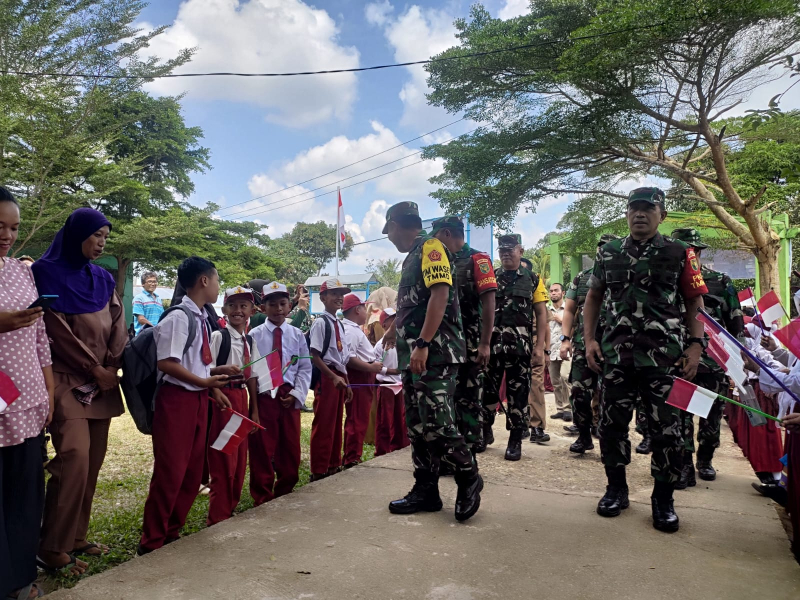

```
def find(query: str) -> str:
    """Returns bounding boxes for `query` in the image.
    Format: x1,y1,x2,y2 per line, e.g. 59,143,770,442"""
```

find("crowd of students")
0,194,408,599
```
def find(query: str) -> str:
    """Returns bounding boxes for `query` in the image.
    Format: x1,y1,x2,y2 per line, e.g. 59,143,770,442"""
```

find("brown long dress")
39,291,127,554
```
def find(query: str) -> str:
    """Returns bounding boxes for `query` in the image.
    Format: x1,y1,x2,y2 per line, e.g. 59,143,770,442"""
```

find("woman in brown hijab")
32,208,127,572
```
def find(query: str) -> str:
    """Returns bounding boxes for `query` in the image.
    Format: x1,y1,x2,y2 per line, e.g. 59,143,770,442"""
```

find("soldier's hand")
678,345,703,381
559,340,572,361
586,340,603,373
760,335,778,352
476,342,491,368
410,346,428,374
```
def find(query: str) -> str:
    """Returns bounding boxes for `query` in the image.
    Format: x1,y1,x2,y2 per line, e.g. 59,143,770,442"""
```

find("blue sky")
137,0,799,275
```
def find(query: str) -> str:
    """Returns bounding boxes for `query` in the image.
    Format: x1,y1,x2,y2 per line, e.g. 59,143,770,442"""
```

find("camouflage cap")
597,233,620,247
670,228,708,249
430,215,464,235
497,233,522,249
627,187,666,208
382,201,420,234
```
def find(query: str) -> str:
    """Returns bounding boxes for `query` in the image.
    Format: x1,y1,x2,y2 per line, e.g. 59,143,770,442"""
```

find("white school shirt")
210,324,260,380
308,312,351,375
155,297,210,391
250,319,312,408
758,356,799,421
374,337,400,385
342,318,374,363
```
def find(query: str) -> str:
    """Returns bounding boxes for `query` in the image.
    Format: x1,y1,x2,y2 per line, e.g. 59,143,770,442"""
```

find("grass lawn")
40,404,374,591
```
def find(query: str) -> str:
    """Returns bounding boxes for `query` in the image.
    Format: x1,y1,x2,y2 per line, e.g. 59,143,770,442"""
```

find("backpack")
216,328,254,368
120,305,198,435
306,316,332,390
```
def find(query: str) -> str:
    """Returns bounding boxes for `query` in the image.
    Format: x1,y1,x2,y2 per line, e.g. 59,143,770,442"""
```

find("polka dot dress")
0,258,51,447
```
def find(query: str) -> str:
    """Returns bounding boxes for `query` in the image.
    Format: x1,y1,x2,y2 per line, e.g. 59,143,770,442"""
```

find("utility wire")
216,117,464,215
3,20,682,80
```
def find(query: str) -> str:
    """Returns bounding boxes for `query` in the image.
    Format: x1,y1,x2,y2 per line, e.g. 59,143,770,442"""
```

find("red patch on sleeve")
472,253,497,293
680,247,708,299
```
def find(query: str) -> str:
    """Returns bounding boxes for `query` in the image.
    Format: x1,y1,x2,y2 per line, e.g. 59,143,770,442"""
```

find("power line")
353,236,388,246
2,21,682,80
216,117,464,215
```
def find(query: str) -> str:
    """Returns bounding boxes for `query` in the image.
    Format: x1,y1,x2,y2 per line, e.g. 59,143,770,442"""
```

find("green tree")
283,221,354,276
366,258,402,289
262,237,319,285
423,0,800,296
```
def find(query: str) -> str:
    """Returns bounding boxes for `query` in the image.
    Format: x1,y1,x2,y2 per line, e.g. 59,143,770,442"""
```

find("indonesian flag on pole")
737,287,755,308
211,410,262,455
0,371,20,413
337,189,346,251
261,351,284,392
706,334,748,390
757,290,785,326
774,318,800,360
379,382,403,395
667,378,718,419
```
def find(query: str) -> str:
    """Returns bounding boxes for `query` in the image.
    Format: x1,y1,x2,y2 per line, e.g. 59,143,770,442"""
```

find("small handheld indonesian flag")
737,287,755,307
380,382,403,396
211,409,263,455
774,318,800,360
757,290,785,326
0,371,20,414
258,350,284,392
667,378,718,419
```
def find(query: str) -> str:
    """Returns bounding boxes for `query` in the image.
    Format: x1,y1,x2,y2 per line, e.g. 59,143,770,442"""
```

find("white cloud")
498,0,530,20
367,4,461,128
142,0,359,128
365,0,394,26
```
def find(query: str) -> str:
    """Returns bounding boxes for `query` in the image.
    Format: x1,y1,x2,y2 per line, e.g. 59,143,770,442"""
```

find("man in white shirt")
341,294,384,469
547,283,572,421
249,282,313,504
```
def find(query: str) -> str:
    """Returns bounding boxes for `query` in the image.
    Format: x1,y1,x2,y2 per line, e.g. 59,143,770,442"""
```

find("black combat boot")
597,466,629,517
695,445,717,481
675,459,696,490
563,424,580,435
454,470,483,522
635,434,653,454
505,429,523,461
520,428,530,440
483,421,495,447
651,481,680,533
439,461,455,477
569,429,594,454
388,471,443,514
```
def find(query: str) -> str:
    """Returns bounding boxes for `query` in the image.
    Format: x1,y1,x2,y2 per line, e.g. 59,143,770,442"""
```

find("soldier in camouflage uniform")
485,234,549,461
584,187,708,533
559,234,619,454
671,228,743,486
431,217,497,467
383,202,482,522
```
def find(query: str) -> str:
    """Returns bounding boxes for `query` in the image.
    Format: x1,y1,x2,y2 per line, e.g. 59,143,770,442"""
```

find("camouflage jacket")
492,266,547,356
565,267,607,354
396,235,466,368
697,265,744,373
452,243,497,357
589,233,707,368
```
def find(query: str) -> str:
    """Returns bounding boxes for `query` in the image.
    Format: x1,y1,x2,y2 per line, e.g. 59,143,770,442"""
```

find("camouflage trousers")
484,352,531,431
681,370,728,454
568,351,601,431
600,365,683,484
402,365,475,476
454,360,485,451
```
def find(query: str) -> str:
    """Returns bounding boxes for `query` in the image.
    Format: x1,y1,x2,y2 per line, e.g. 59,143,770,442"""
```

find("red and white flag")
737,287,755,308
0,371,20,414
667,378,718,419
757,290,785,326
337,189,346,251
211,410,262,455
774,318,800,360
255,350,284,393
379,382,403,395
706,335,748,390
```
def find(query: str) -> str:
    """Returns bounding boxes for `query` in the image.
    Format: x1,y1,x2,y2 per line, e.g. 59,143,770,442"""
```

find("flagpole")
716,394,781,423
335,186,340,276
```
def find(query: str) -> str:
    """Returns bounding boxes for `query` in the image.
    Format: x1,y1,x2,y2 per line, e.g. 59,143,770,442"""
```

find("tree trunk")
755,239,782,300
115,257,130,296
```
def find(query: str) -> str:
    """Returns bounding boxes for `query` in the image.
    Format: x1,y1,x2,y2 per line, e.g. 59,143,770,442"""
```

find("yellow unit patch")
422,239,452,288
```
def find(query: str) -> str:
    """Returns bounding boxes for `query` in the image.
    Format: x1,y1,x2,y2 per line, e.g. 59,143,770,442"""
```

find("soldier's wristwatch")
560,335,571,342
415,338,431,349
687,337,708,349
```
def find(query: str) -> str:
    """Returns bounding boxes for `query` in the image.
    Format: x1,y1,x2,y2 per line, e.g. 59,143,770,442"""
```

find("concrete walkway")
50,420,799,599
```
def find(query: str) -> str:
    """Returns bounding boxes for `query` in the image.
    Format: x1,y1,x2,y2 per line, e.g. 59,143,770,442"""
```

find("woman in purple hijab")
32,208,128,572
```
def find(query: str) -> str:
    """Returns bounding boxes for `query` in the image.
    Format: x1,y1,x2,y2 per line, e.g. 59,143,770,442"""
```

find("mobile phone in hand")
27,295,59,310
225,374,245,382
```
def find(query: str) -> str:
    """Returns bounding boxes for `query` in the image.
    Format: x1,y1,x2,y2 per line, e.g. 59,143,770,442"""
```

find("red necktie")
273,325,283,365
332,318,343,352
243,337,252,380
201,320,213,366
